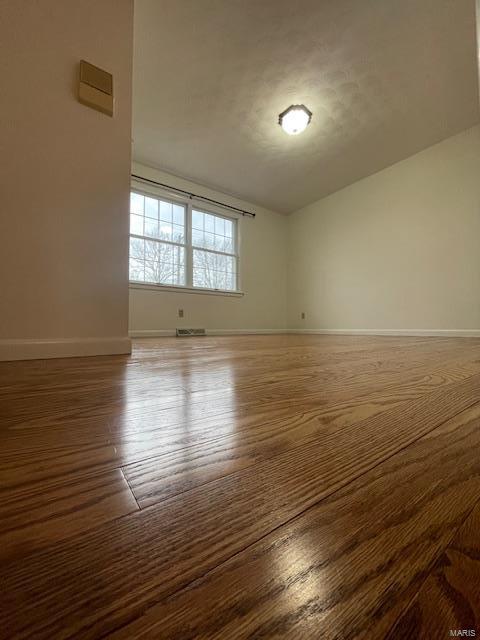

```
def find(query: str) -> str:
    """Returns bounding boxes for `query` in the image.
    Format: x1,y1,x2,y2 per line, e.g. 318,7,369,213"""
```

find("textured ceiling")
133,0,479,214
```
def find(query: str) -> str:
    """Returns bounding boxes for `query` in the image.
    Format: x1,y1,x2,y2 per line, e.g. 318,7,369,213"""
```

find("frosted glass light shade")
279,104,312,135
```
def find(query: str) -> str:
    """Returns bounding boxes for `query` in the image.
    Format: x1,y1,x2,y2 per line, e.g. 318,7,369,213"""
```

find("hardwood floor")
1,334,480,639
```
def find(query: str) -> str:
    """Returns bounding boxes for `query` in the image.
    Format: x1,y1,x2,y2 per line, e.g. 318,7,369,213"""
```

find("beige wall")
288,125,480,334
129,163,288,334
0,0,133,359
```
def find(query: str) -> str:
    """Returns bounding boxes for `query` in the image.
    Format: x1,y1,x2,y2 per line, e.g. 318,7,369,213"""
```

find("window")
129,190,239,292
129,192,186,286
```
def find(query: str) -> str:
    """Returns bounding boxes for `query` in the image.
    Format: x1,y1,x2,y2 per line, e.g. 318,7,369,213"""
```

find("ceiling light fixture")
278,104,312,135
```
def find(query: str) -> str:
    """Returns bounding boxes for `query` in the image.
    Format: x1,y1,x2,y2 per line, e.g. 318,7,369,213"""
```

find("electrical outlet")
301,312,305,320
178,309,184,318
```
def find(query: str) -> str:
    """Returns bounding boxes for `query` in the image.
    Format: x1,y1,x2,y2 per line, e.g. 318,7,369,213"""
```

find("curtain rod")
131,174,256,218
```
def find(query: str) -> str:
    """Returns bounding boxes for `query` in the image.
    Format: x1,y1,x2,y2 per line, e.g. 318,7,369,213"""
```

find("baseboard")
287,329,480,337
130,328,480,340
129,329,287,338
0,337,132,362
207,329,287,336
129,330,176,337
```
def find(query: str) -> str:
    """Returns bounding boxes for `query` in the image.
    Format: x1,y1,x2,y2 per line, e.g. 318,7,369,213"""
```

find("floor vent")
176,328,207,337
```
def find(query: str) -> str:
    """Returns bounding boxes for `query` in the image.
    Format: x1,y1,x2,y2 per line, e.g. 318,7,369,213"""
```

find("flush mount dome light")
278,104,312,135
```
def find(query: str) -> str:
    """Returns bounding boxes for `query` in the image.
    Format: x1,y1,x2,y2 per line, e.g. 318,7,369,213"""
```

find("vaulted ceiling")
133,0,479,214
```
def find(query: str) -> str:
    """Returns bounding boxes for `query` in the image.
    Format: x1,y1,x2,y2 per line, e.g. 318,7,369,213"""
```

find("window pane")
193,249,214,288
130,193,144,215
145,197,158,219
216,254,226,271
193,266,207,288
159,222,172,241
159,201,172,223
204,232,215,249
216,271,227,290
144,238,161,262
172,224,184,243
223,236,233,253
130,214,143,235
213,234,228,252
204,214,215,233
193,249,236,291
141,243,186,286
129,258,144,282
224,219,233,238
192,228,205,248
214,217,225,235
143,261,158,284
174,265,185,285
161,243,174,263
144,217,159,238
192,210,204,230
173,245,185,266
173,205,185,226
172,246,185,285
191,210,236,255
129,237,144,260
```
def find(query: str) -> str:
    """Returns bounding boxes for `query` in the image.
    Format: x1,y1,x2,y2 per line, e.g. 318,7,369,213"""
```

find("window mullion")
190,246,237,259
186,201,193,287
130,233,186,249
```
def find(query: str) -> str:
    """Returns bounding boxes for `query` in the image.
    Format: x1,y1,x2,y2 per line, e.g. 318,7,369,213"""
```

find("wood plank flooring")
1,334,480,639
387,499,480,639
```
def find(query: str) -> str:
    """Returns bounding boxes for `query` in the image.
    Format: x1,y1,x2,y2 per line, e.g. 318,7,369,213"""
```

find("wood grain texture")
2,344,479,490
0,468,138,561
123,359,480,508
2,378,480,636
2,335,480,639
111,403,480,640
386,501,480,639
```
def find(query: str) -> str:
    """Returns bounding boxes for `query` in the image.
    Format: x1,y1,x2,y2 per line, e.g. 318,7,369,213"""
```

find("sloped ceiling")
133,0,479,214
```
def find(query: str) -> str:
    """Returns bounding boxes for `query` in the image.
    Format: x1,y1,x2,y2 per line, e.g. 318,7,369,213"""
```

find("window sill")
129,282,244,297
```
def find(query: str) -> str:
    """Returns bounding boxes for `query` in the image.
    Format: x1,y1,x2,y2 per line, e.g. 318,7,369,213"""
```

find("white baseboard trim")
129,330,176,337
130,328,480,340
0,337,132,362
129,329,287,338
207,329,287,336
287,329,480,337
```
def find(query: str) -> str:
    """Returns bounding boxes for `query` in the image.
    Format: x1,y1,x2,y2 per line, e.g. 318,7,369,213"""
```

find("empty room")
2,0,480,638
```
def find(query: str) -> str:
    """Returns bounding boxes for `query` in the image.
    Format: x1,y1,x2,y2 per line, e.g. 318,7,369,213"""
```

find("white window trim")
129,182,243,295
